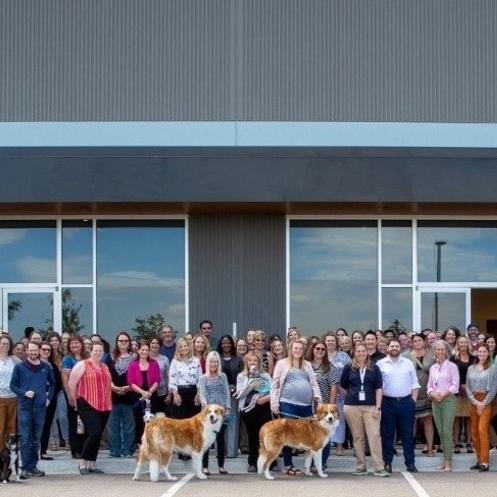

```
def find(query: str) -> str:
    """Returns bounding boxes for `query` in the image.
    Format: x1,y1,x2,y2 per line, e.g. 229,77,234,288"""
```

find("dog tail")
149,460,160,482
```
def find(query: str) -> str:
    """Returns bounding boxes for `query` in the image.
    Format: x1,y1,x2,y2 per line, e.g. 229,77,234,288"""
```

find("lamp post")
434,241,447,330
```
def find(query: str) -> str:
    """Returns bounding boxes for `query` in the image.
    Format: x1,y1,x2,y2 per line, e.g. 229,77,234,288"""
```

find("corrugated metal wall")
188,214,286,339
1,0,496,122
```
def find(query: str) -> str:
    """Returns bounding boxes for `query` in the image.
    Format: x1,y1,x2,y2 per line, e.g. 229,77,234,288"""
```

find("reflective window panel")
382,221,412,284
418,221,497,282
96,220,185,336
61,287,93,335
382,287,412,331
62,220,93,284
0,221,56,283
290,221,378,333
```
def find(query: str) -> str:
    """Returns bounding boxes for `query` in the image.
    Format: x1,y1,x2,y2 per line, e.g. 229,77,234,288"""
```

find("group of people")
1,321,497,480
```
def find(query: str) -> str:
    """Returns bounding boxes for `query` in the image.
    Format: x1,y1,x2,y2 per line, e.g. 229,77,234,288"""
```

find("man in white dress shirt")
378,338,420,474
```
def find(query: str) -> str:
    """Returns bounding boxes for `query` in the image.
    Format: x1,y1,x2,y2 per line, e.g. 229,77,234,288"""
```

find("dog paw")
166,476,178,481
265,475,275,481
318,473,328,478
197,474,208,480
132,476,140,481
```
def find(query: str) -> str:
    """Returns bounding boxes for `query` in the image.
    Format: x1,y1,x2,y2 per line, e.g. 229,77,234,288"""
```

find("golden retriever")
132,404,225,482
258,403,339,480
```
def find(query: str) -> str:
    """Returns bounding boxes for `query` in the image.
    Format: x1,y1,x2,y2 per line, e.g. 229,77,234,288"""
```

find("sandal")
426,450,435,457
466,444,474,453
202,468,211,476
286,466,303,476
454,444,462,454
219,468,228,475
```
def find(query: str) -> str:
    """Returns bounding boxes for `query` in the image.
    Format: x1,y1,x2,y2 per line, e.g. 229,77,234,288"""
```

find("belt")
383,395,411,401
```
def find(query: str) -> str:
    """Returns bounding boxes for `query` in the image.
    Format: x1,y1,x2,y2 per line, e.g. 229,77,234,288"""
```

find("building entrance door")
1,287,60,340
414,286,470,333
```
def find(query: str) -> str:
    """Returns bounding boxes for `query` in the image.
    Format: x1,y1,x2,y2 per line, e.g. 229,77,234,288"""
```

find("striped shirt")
312,364,339,403
76,359,112,411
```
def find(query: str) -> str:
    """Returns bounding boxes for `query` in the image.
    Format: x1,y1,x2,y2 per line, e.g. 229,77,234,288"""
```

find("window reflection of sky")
0,226,56,282
418,226,497,282
0,222,186,339
290,226,378,332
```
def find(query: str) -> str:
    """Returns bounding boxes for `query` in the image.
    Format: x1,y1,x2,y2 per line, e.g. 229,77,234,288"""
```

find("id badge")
359,391,366,401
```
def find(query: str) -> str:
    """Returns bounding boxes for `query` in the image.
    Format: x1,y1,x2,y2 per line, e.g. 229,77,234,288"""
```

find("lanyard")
359,367,366,391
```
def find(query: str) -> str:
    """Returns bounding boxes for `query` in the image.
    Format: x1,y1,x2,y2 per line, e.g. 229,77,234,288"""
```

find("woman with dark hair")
217,334,244,458
39,341,62,460
268,338,286,377
466,343,497,472
62,334,88,459
106,331,136,457
127,340,160,442
149,335,170,415
485,335,497,364
310,340,338,471
442,327,461,351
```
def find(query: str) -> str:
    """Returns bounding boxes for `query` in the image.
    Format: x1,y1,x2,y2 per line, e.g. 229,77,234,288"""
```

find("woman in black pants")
39,342,62,460
235,351,274,472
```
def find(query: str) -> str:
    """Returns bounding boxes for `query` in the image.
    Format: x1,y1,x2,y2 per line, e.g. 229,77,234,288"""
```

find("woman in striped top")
68,341,112,475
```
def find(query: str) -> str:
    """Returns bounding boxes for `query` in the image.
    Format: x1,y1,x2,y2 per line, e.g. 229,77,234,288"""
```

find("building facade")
1,1,497,341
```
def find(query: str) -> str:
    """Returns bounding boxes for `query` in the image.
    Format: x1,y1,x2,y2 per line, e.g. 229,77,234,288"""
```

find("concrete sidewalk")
37,446,487,475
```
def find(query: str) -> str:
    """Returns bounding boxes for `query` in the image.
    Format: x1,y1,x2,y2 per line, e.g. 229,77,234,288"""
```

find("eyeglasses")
118,339,130,343
314,347,326,352
41,348,51,352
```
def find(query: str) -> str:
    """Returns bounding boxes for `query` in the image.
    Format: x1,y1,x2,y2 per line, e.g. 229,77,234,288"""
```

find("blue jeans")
18,403,46,471
51,390,69,440
279,401,313,468
380,395,416,466
107,403,135,456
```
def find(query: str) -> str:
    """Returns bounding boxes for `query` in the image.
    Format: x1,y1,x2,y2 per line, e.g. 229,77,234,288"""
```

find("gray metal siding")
188,215,286,339
1,0,496,122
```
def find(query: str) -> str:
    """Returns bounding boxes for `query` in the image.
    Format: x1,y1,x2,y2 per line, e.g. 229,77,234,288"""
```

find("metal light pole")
434,241,447,330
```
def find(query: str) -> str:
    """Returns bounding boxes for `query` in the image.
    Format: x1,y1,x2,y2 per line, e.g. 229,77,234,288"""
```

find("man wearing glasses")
10,341,55,479
199,320,218,350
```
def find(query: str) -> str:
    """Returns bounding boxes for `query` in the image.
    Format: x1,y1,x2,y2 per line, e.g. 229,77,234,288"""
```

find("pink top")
427,360,460,396
127,359,161,389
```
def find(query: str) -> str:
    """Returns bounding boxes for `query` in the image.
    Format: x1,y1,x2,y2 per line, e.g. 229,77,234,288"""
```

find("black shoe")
470,463,481,470
384,463,392,474
72,452,82,459
393,448,398,455
479,464,489,472
406,464,418,473
40,454,53,460
28,468,45,477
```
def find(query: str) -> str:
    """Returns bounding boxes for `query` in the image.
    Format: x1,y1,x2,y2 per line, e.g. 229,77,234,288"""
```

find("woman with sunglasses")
39,341,62,460
310,340,338,471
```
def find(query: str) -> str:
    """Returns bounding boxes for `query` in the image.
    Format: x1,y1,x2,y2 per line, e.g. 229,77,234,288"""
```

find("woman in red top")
68,341,112,475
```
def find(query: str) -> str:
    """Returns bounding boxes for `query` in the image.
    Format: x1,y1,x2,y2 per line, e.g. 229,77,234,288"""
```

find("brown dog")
258,403,339,480
132,404,225,482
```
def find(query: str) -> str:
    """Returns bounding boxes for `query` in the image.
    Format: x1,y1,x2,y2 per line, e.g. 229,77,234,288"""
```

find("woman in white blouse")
169,337,202,459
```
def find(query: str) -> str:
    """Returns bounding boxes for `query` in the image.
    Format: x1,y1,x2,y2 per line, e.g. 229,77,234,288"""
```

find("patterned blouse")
169,357,202,390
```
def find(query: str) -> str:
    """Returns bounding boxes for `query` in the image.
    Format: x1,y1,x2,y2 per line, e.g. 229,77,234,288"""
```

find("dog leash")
275,411,318,421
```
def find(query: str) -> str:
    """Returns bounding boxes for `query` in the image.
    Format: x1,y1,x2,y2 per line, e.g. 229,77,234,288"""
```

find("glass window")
382,221,412,283
382,287,412,331
418,221,497,282
61,287,93,335
290,221,378,332
96,221,185,335
62,220,93,284
0,221,56,283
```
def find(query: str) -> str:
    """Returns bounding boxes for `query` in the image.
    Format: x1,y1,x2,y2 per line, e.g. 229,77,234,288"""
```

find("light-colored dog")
132,404,225,482
257,403,339,480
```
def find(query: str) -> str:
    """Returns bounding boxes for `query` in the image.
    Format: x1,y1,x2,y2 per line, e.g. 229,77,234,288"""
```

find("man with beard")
10,341,55,479
378,339,420,474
